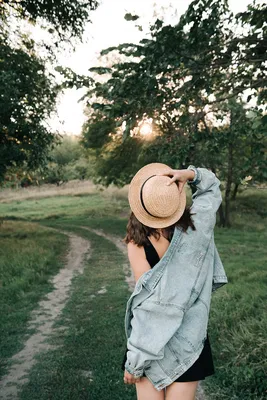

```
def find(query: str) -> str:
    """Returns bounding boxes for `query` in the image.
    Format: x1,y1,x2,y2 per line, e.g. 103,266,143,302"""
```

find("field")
0,181,266,400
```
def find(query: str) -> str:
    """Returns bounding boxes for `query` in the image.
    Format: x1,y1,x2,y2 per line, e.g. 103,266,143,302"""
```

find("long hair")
124,207,196,246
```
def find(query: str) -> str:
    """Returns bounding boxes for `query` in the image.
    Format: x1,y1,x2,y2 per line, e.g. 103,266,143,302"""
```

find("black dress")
121,238,215,382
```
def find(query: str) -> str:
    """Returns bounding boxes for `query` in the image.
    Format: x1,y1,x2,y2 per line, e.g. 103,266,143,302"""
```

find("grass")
0,180,129,203
0,192,129,221
18,226,135,400
0,221,68,378
207,227,267,399
0,182,266,399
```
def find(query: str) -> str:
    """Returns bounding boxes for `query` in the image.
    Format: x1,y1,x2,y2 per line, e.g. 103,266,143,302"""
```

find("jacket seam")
196,296,209,313
178,333,198,352
144,300,185,312
166,342,179,360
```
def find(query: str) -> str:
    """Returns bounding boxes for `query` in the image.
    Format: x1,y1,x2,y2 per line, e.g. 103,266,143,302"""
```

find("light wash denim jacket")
124,166,228,391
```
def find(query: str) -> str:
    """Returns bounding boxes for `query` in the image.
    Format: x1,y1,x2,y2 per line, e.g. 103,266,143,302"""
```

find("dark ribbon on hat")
140,175,158,217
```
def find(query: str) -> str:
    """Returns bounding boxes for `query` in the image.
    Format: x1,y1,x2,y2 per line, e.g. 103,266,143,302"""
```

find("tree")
0,0,99,182
0,37,57,182
43,136,95,185
81,0,266,159
190,99,267,226
78,0,266,226
0,0,98,40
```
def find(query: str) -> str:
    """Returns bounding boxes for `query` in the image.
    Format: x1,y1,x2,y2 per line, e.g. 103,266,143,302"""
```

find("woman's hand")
159,169,195,193
124,369,141,384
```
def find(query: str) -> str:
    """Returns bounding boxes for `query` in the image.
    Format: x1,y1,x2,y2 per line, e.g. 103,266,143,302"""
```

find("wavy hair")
124,207,196,246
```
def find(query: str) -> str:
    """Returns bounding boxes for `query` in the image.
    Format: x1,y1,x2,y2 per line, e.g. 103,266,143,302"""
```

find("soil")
0,231,91,400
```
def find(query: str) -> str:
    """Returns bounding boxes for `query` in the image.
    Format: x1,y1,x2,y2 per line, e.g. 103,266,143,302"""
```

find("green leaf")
89,67,112,75
124,13,139,21
261,115,267,126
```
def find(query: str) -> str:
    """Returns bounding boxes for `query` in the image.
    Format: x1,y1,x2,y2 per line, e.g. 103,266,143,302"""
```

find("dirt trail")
81,227,207,400
0,231,91,400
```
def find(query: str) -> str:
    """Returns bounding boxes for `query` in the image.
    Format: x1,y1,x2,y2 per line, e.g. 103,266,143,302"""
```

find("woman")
121,163,228,400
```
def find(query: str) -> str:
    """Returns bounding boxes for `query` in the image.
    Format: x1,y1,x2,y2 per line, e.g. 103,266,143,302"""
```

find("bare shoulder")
127,241,145,258
127,241,151,282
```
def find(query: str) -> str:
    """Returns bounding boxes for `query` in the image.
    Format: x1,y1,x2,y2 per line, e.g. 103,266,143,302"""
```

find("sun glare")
139,121,152,136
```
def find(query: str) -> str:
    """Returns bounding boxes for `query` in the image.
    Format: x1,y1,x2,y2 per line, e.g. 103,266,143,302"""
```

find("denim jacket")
124,167,228,391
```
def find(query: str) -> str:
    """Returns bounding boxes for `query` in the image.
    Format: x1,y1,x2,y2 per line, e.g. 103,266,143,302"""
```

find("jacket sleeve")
187,166,222,231
124,167,222,377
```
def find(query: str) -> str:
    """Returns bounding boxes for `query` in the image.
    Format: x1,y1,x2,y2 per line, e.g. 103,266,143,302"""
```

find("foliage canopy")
0,0,98,39
0,0,98,182
79,0,266,225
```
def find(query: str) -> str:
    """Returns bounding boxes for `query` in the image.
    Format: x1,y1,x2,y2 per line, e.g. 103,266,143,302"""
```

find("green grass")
207,227,267,399
0,192,128,221
18,226,135,400
0,221,68,378
0,186,266,399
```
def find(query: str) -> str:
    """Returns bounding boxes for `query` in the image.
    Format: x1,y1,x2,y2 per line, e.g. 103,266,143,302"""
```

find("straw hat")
128,163,186,228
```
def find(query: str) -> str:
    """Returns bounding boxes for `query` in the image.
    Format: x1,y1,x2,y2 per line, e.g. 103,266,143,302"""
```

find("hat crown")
128,162,186,228
142,176,180,218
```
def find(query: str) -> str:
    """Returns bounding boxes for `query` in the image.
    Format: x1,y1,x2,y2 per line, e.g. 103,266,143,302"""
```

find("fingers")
167,176,185,193
166,176,177,186
157,170,176,186
178,180,185,193
158,169,174,177
124,371,141,384
124,377,140,384
157,170,185,191
123,376,131,384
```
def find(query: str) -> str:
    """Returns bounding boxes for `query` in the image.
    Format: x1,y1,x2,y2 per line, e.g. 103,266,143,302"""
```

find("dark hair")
124,207,196,246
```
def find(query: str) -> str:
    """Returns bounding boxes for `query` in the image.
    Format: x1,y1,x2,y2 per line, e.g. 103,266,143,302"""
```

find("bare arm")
127,242,151,282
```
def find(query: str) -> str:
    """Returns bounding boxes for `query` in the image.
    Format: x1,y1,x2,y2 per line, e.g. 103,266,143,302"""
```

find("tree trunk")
225,140,233,227
218,203,226,227
210,167,225,227
231,183,239,200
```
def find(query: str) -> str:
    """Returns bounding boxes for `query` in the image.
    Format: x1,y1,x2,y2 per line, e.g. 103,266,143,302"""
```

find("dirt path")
81,227,207,400
0,231,91,400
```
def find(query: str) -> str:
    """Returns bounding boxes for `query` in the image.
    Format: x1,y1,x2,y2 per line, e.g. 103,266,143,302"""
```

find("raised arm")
186,166,222,231
162,165,222,232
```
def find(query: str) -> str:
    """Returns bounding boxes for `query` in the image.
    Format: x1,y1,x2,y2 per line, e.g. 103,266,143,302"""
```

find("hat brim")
128,163,186,228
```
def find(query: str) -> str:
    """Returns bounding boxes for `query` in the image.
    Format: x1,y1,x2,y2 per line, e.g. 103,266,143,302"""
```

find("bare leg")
165,381,199,400
135,376,165,400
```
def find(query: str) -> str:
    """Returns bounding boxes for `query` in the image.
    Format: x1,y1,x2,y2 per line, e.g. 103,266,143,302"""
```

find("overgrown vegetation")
2,136,97,188
41,136,96,186
63,0,267,226
0,221,68,377
0,0,98,182
1,0,266,228
0,0,98,40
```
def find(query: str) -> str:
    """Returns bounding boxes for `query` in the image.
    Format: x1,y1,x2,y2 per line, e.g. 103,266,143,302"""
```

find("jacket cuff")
187,165,201,185
124,360,144,378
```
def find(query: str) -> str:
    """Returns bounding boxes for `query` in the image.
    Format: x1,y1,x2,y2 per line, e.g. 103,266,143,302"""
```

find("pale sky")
48,0,254,135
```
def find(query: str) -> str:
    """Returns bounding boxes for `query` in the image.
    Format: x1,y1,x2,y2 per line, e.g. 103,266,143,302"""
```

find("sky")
48,0,254,135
